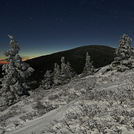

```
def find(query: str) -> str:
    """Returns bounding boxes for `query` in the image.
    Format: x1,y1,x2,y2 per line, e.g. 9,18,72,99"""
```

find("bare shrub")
33,100,44,110
20,112,37,122
48,94,59,101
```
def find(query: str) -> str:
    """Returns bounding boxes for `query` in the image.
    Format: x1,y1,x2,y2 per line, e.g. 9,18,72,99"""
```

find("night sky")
0,0,134,63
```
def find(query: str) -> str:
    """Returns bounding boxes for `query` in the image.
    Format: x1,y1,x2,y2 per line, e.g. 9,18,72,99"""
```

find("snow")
5,104,69,134
1,65,134,134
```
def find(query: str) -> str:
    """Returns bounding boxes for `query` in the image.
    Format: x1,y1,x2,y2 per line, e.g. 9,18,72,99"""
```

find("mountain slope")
2,66,134,134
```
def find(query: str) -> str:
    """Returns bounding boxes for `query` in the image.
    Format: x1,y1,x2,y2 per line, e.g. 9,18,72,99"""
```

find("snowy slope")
1,66,134,134
5,104,69,134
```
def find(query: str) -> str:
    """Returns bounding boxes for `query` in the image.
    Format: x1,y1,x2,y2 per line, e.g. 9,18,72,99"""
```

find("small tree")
82,52,95,76
60,57,68,82
60,57,76,83
111,34,134,71
66,61,76,79
53,63,61,86
40,70,53,89
60,57,66,75
0,35,34,106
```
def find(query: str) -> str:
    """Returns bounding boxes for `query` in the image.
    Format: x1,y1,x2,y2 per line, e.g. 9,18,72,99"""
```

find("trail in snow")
5,100,76,134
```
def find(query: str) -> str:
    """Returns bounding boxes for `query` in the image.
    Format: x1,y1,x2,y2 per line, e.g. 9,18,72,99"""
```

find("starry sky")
0,0,134,64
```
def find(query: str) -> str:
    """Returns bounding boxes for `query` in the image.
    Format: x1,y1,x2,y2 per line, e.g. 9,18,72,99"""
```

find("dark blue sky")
0,0,134,62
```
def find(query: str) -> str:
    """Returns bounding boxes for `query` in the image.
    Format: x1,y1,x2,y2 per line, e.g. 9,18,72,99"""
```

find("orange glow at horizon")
0,61,8,64
22,59,25,61
0,58,31,64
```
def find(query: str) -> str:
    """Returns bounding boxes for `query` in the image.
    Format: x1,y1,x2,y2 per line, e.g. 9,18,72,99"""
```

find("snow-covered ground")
1,66,134,134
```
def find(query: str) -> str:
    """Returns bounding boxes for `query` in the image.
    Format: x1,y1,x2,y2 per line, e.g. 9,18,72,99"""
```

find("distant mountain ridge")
25,45,115,82
0,45,115,84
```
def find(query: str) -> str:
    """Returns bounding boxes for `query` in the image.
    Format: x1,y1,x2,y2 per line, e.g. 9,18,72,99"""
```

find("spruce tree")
53,63,61,86
60,57,76,83
0,35,34,106
66,61,76,79
82,52,95,76
111,34,134,71
60,56,67,82
60,57,66,75
40,70,53,89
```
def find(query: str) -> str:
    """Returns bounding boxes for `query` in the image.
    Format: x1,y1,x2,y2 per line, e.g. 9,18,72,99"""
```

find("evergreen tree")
60,57,76,83
111,34,134,71
40,70,53,89
82,52,95,76
0,35,34,105
53,63,61,86
60,56,67,82
60,57,66,75
66,61,76,79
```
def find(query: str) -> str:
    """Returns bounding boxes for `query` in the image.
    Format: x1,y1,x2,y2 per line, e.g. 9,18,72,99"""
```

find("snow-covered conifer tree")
53,63,61,86
82,52,95,76
40,70,53,89
0,35,34,105
60,57,66,75
66,61,76,79
60,57,76,83
111,34,134,71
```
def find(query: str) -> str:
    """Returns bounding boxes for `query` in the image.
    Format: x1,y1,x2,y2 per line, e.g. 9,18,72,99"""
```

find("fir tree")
53,63,61,86
60,56,67,82
111,34,134,71
60,57,66,75
0,35,34,106
40,70,53,89
66,61,76,79
60,57,76,83
82,52,95,76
